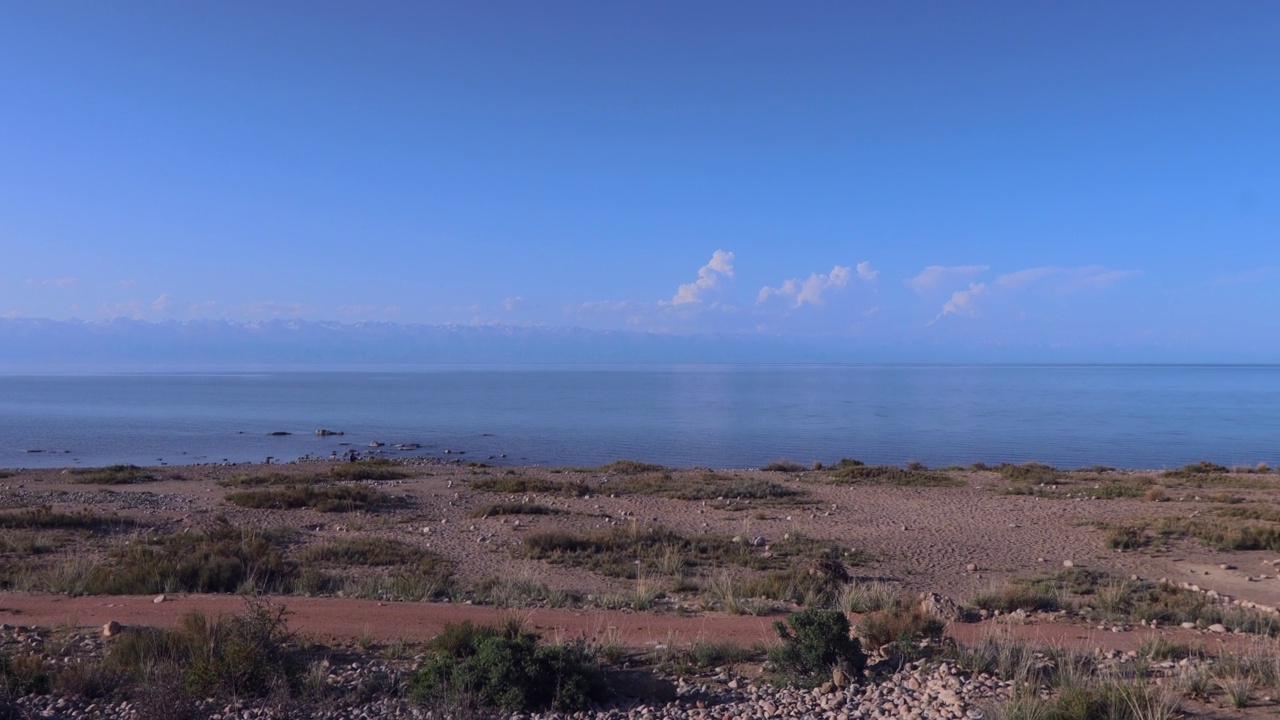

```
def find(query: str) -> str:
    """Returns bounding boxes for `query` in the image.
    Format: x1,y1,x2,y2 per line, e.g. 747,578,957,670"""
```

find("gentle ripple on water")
0,364,1277,470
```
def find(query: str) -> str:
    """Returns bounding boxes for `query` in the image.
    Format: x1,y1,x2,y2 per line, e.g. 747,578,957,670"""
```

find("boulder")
608,670,677,703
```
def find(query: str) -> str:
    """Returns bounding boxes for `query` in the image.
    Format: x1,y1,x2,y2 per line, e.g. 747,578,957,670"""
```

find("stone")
964,563,978,572
1207,623,1228,633
1062,560,1075,568
152,594,166,604
102,621,122,638
920,592,964,622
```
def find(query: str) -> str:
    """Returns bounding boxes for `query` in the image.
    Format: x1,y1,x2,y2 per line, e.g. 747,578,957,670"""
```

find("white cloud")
151,294,172,312
855,261,878,281
1213,266,1280,286
503,296,524,311
904,265,988,294
993,266,1061,291
759,264,863,308
1057,266,1142,293
666,250,734,306
937,282,988,320
29,277,80,288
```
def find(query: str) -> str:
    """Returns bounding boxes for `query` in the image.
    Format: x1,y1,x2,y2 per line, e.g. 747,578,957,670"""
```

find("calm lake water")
0,365,1276,470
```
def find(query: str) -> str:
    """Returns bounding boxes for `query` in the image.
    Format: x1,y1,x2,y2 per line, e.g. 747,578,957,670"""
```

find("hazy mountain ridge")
0,317,861,367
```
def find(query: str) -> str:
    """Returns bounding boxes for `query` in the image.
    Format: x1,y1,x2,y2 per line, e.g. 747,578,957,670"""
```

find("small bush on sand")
410,621,605,713
996,462,1061,483
761,460,806,472
225,485,395,512
470,503,563,518
827,462,961,487
769,609,866,688
107,598,302,700
856,603,945,650
0,508,135,532
69,465,158,485
86,522,297,595
468,476,591,497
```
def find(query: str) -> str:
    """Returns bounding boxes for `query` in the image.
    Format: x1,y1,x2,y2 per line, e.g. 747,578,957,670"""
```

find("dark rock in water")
25,449,44,453
315,429,344,436
268,431,291,436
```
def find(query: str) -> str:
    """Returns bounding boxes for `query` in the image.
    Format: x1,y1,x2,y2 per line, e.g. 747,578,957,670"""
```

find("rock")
1208,623,1228,633
607,671,677,702
1062,560,1075,568
102,621,122,638
267,431,291,436
964,562,978,572
369,441,384,447
751,536,768,547
1180,621,1197,629
920,592,964,622
153,594,166,604
314,429,344,436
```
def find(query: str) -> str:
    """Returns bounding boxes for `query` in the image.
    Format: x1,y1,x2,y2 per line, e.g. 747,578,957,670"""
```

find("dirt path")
3,592,1270,659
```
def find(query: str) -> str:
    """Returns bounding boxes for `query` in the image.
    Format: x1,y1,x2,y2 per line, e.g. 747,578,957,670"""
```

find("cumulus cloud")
151,294,172,312
503,296,524,311
759,265,854,307
666,250,734,306
855,261,878,281
937,282,988,320
904,265,988,293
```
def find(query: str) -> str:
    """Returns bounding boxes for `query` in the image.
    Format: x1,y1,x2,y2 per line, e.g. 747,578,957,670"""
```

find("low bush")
107,598,303,700
769,609,866,688
85,522,297,595
225,484,395,512
0,507,135,532
608,473,807,503
761,460,806,472
409,621,605,713
996,462,1061,483
827,461,961,487
470,502,563,518
597,460,667,475
468,475,591,497
69,464,158,485
856,603,945,649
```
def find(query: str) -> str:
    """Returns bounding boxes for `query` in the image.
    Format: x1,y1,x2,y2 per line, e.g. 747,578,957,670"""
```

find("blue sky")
1,2,1277,358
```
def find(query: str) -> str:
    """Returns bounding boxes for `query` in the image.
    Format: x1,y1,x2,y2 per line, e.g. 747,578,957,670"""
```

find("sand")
3,459,1280,655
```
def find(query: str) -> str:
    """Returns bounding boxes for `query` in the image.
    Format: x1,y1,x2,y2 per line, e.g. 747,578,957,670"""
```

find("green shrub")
107,598,301,700
470,502,563,518
996,462,1061,483
769,609,865,688
761,460,806,472
69,464,158,484
86,522,296,595
410,621,605,713
827,462,961,487
225,484,394,512
468,475,591,496
0,507,135,531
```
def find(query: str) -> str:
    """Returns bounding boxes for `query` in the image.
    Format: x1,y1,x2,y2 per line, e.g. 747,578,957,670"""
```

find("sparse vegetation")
520,525,830,579
761,460,806,472
825,459,962,487
68,464,159,484
409,621,605,713
0,507,136,532
225,484,396,512
470,502,563,518
468,475,591,497
769,609,866,688
608,472,808,503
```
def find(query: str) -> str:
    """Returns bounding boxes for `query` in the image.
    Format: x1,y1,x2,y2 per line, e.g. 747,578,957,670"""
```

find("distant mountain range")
0,318,871,368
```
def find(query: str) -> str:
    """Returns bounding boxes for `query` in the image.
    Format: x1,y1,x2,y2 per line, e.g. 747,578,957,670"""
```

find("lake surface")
0,365,1276,470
